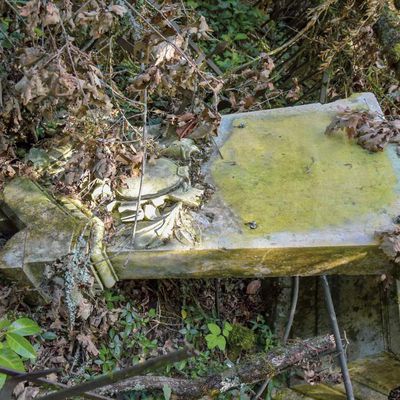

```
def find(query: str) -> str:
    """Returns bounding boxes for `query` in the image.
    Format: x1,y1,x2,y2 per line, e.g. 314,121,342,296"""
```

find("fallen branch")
97,334,336,398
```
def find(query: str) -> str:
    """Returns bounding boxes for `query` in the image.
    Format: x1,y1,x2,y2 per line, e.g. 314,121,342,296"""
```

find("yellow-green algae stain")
212,112,398,234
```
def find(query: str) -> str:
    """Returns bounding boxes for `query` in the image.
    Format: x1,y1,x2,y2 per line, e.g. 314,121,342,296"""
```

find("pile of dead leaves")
325,108,400,152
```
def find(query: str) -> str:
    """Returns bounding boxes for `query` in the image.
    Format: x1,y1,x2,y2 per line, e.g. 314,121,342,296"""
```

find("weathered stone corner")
0,177,116,301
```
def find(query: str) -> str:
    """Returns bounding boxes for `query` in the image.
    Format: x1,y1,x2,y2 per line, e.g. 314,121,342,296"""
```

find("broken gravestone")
1,93,399,298
109,93,400,279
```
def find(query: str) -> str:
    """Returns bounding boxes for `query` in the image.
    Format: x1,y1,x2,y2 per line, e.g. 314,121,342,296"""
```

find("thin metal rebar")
0,367,110,400
320,275,355,400
283,276,300,344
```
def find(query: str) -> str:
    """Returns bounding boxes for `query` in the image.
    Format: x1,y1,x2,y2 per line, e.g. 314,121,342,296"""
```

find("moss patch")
227,323,256,359
211,111,397,235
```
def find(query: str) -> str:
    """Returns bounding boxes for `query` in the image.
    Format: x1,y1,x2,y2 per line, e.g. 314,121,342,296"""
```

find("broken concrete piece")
91,180,112,201
168,187,204,207
151,196,166,207
116,157,184,200
0,178,85,301
144,204,160,220
161,138,200,160
0,178,117,301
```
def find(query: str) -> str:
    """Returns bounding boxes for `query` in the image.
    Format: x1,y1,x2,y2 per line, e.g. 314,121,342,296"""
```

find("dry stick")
131,87,148,245
253,276,300,400
0,367,110,400
38,347,195,400
283,276,300,344
0,368,61,400
320,276,355,400
97,334,337,398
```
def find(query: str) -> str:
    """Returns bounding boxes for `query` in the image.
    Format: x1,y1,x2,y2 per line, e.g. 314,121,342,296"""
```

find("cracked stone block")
109,93,400,279
0,178,86,302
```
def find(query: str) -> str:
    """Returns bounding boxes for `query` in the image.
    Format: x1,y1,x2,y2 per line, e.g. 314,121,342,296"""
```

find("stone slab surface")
205,92,399,248
111,93,400,278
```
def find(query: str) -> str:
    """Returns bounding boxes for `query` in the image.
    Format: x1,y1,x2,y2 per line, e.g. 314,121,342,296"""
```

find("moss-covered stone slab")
110,93,400,279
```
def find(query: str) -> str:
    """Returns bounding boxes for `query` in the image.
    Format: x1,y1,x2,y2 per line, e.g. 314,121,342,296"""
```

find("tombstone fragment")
116,157,184,200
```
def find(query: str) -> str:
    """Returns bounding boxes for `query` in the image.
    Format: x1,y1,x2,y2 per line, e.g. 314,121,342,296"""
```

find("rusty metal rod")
320,275,354,400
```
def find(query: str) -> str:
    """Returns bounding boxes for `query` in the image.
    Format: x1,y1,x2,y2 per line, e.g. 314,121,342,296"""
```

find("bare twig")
131,87,148,245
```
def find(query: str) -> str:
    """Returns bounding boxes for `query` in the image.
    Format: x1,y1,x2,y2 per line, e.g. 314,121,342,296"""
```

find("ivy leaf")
223,322,233,337
207,323,221,335
215,335,226,351
234,33,248,40
8,318,41,336
0,348,24,371
205,334,218,349
6,333,37,359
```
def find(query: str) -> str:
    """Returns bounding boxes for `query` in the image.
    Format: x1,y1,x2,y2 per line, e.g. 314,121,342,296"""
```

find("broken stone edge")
0,178,117,302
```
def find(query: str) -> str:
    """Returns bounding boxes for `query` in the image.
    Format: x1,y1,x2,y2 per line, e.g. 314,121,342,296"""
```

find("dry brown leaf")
77,333,99,356
325,110,400,152
43,3,61,26
153,36,184,66
19,0,39,17
246,279,261,295
109,5,127,17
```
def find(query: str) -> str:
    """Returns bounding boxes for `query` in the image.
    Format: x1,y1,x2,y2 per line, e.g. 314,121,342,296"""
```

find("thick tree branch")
97,334,336,398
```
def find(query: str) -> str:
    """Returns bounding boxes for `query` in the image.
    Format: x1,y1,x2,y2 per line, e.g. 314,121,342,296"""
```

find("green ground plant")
186,0,268,71
0,317,41,389
94,288,276,399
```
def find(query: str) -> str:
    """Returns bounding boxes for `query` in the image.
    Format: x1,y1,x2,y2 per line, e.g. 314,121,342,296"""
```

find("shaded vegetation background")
0,0,400,399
